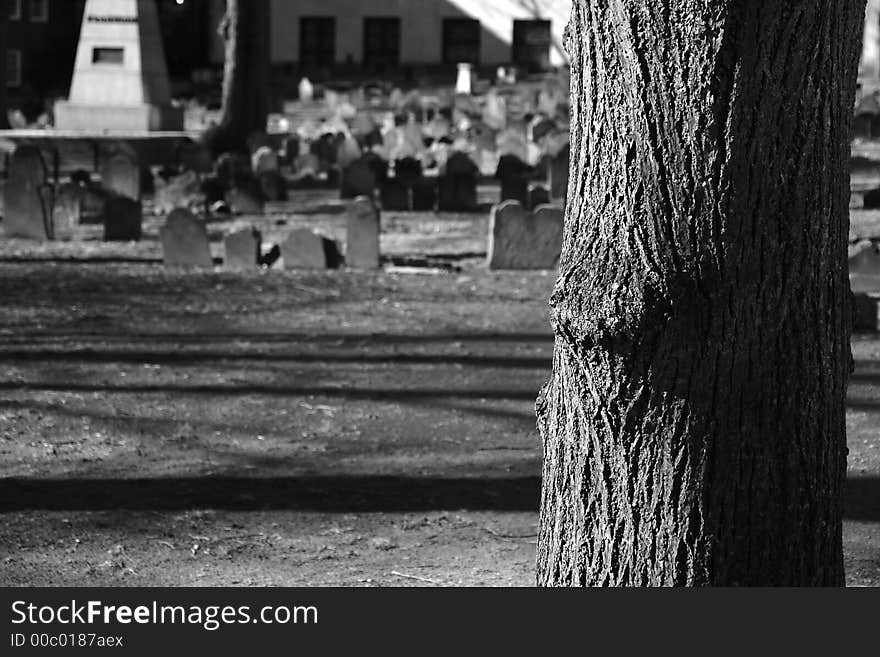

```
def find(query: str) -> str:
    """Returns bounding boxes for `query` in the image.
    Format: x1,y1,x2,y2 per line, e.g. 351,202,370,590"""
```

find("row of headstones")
3,145,142,242
157,196,563,272
340,147,570,213
158,197,382,270
341,152,479,212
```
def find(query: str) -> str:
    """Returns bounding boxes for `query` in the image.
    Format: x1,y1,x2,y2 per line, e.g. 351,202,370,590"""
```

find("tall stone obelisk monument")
55,0,183,132
862,0,880,93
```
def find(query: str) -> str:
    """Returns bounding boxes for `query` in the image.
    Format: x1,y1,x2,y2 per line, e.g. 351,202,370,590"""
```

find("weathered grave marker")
412,179,438,211
159,208,212,267
487,201,563,270
496,154,531,206
381,179,410,211
438,152,479,212
252,146,279,175
854,294,879,332
346,196,381,269
280,228,342,269
154,170,200,215
529,185,551,210
99,141,141,200
341,158,378,199
224,227,262,271
226,182,264,215
258,171,288,202
3,145,52,240
103,196,143,242
52,184,82,241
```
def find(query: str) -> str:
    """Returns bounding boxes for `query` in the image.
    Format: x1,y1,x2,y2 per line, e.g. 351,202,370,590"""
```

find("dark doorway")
363,17,400,73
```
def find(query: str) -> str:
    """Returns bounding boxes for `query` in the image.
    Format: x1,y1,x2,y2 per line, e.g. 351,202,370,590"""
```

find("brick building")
196,0,569,80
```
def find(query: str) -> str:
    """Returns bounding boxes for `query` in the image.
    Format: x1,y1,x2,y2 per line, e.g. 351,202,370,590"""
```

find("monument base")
54,101,183,132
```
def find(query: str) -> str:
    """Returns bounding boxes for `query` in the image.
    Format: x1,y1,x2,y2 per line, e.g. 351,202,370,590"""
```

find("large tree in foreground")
0,0,8,129
205,0,271,154
537,1,865,586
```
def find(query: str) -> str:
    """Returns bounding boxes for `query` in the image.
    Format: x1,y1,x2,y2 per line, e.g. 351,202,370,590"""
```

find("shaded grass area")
0,262,878,586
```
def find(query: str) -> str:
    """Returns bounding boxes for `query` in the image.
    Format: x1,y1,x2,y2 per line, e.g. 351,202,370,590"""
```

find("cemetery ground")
0,197,879,587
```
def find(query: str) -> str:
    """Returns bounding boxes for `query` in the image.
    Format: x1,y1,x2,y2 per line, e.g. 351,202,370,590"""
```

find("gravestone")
497,126,530,161
224,227,262,271
341,158,377,199
312,133,340,170
362,152,389,185
201,175,226,205
412,179,438,211
252,146,279,175
103,196,143,242
281,229,342,269
281,135,300,166
55,0,183,131
299,77,314,102
293,152,321,180
381,178,411,211
395,157,422,183
337,135,362,169
258,171,288,202
487,202,564,270
438,152,479,212
3,145,52,240
52,184,82,241
159,208,212,267
99,142,141,200
854,294,880,332
550,144,570,202
483,90,507,131
529,185,551,210
154,170,200,215
850,240,880,294
496,154,531,205
216,152,250,188
226,181,264,215
346,197,381,269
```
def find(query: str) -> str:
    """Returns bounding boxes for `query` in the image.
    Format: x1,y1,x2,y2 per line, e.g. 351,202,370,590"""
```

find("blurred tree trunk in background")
537,1,865,586
0,0,8,129
204,0,271,155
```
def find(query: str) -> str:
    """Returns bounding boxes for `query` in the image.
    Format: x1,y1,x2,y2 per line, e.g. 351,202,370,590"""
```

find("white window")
7,49,22,88
9,0,22,21
29,0,48,23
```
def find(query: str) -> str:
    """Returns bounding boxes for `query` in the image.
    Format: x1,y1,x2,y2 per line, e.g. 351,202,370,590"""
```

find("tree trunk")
537,1,865,586
206,0,271,155
0,0,8,129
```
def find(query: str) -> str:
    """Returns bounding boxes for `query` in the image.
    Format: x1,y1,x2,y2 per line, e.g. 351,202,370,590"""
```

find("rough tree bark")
0,0,8,129
204,0,271,155
537,1,865,586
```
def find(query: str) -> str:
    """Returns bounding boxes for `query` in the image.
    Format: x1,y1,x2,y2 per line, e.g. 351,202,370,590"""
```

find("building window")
443,18,480,66
363,17,400,73
300,17,335,71
7,49,22,87
512,19,552,72
92,47,125,65
29,0,48,22
9,0,21,21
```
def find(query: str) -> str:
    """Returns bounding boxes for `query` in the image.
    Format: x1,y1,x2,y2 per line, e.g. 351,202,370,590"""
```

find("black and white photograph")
0,0,878,608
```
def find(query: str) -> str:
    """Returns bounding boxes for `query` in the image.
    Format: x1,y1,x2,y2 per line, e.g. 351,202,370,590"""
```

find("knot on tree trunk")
549,259,711,362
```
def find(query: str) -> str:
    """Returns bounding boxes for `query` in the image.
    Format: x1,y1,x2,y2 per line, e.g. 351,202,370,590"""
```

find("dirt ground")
0,199,878,587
